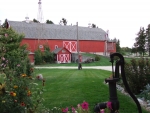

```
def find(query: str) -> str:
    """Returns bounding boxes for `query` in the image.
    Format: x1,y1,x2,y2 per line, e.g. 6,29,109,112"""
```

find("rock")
37,74,43,80
146,107,150,111
147,103,150,107
138,98,144,104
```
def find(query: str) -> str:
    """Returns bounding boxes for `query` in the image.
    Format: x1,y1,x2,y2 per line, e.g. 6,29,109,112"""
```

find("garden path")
34,66,113,71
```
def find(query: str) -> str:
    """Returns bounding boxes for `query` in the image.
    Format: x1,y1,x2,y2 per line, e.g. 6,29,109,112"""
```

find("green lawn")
35,55,112,67
35,54,147,67
34,69,149,113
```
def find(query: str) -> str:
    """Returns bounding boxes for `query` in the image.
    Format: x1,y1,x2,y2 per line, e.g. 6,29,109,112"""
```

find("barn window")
39,45,43,48
55,45,58,49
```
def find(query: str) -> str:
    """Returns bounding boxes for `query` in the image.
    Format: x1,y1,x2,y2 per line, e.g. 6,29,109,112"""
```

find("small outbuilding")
53,47,71,63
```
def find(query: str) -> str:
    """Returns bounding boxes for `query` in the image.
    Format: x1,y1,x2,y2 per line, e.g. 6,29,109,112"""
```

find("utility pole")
77,22,80,70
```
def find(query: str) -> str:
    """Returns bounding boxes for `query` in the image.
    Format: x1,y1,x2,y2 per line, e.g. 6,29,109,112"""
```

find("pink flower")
81,101,89,110
72,107,76,113
5,33,8,37
2,57,5,61
100,109,105,113
107,101,113,110
17,64,20,67
62,107,68,113
77,104,80,108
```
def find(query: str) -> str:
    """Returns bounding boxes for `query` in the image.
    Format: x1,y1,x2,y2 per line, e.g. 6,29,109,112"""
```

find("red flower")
10,91,14,96
20,102,25,106
81,101,89,110
37,76,40,79
62,107,68,113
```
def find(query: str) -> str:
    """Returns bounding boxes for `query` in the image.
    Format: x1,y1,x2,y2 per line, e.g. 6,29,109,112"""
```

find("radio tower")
37,0,44,23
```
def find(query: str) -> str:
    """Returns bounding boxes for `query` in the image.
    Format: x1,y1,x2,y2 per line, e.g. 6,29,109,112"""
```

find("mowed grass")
36,55,112,67
35,55,146,67
34,69,149,113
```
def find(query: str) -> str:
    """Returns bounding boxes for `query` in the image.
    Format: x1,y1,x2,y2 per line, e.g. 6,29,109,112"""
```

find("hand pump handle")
110,53,142,113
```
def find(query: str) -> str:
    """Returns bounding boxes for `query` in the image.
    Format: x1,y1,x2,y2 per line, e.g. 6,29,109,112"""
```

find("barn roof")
52,47,71,54
8,21,109,41
52,48,63,54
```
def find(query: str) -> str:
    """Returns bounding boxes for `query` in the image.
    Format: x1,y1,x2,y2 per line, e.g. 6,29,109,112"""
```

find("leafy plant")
43,45,54,63
95,55,100,61
137,84,150,100
124,58,150,94
34,49,43,65
0,27,46,113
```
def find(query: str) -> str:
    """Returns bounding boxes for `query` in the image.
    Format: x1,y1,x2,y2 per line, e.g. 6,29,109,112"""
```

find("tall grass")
34,69,149,113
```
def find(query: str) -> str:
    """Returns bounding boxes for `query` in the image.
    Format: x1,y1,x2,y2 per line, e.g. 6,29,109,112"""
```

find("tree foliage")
92,24,96,28
33,18,40,23
34,49,43,65
135,27,146,56
43,45,54,63
46,20,54,24
0,27,46,113
113,38,121,53
146,24,150,56
2,19,9,28
125,58,150,94
59,18,67,25
34,45,54,65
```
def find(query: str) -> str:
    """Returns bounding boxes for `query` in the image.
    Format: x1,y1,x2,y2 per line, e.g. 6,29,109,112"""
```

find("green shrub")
0,27,46,113
137,84,150,100
34,49,43,65
124,58,150,94
95,55,100,61
43,45,54,63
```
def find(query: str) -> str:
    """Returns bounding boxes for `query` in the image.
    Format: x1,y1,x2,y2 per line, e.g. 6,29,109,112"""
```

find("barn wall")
79,40,105,53
21,39,64,52
21,39,116,54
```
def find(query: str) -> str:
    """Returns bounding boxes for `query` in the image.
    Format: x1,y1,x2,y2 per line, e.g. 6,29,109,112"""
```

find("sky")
0,0,150,48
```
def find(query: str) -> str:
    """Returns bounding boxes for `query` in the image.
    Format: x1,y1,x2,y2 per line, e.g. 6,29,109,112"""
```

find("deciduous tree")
59,18,67,25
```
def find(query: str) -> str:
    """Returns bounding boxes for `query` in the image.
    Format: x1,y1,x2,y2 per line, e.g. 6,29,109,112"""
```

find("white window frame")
55,45,58,49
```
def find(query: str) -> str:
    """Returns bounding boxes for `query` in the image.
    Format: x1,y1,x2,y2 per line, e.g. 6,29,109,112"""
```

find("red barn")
8,21,116,63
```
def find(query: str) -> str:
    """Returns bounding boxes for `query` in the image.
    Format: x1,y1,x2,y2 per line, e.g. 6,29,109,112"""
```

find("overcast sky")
1,0,150,48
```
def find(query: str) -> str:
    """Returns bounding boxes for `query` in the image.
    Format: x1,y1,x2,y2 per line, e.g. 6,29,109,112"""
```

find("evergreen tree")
2,19,9,28
113,38,121,53
146,24,150,56
135,27,146,56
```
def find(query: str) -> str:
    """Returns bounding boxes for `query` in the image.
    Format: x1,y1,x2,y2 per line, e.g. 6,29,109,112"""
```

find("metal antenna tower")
37,0,44,23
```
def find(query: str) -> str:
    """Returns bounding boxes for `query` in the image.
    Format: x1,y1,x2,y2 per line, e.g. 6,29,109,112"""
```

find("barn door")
63,41,77,52
59,54,69,63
